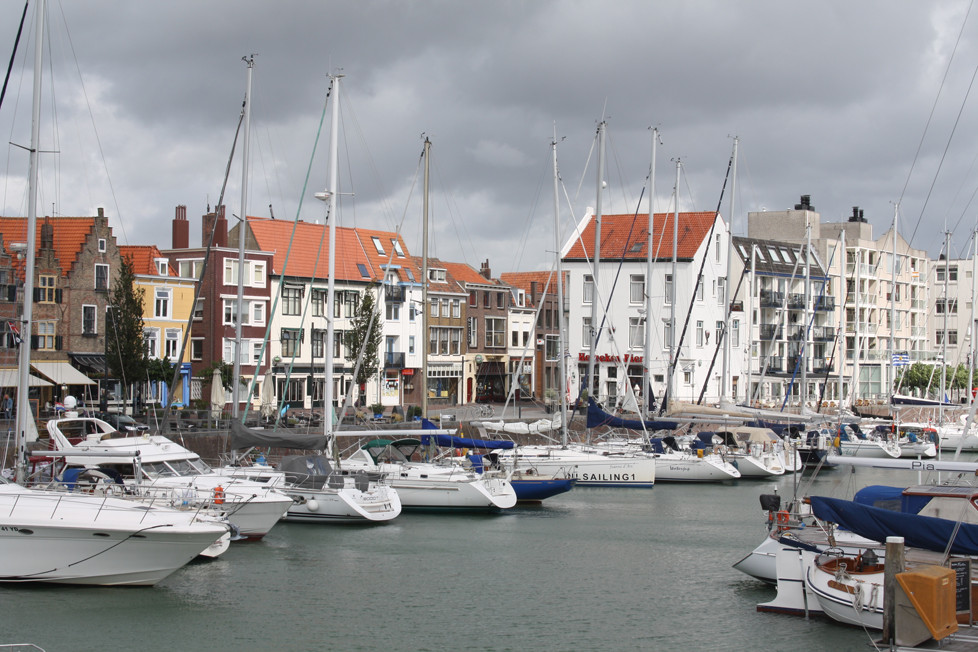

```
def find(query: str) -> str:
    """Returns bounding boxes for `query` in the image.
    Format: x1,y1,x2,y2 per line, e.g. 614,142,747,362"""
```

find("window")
144,328,159,358
469,291,477,307
392,240,405,257
468,317,477,347
441,298,450,317
716,321,724,344
936,330,959,346
583,275,594,304
430,299,439,318
252,301,265,326
224,300,247,326
515,290,525,307
663,321,672,351
82,305,96,335
164,329,180,358
39,275,56,303
717,278,725,306
716,233,722,262
333,332,343,358
156,259,168,275
664,274,672,305
386,301,400,321
496,292,504,309
155,288,171,318
252,342,263,364
583,316,592,348
486,317,505,348
452,299,461,318
193,298,204,321
483,291,490,308
409,335,416,355
409,302,417,322
428,269,446,283
371,237,385,254
282,287,302,316
357,263,369,279
732,320,740,348
35,321,56,350
545,334,559,361
629,317,644,349
251,262,266,287
282,328,302,357
696,320,704,347
98,238,106,253
95,264,109,291
450,329,461,355
696,281,703,302
630,274,644,304
223,259,237,286
429,328,437,355
311,329,326,358
191,338,204,361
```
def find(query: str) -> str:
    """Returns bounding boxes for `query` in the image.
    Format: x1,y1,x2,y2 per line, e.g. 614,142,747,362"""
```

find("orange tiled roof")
499,270,567,306
440,261,499,286
119,245,176,277
401,256,466,294
563,211,718,261
0,216,97,279
246,217,409,283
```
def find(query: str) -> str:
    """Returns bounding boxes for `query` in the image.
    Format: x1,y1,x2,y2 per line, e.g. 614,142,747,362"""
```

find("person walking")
3,394,12,419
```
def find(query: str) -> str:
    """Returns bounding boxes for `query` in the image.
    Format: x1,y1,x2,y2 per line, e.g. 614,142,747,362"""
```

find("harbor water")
0,463,953,651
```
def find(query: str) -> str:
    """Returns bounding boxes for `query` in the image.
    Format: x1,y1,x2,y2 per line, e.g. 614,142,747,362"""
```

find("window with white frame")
583,316,592,348
467,317,477,347
696,320,704,347
629,317,644,349
664,274,673,305
386,301,400,321
409,335,416,355
223,259,237,286
371,237,385,255
696,281,703,302
156,259,168,276
430,298,439,318
486,317,505,348
545,334,559,361
193,298,204,321
251,261,265,287
663,321,672,350
155,288,171,318
452,299,460,318
144,328,159,358
717,278,725,305
583,275,594,304
82,305,96,335
164,329,180,358
98,238,106,253
95,264,109,291
252,301,265,326
630,274,645,304
191,338,204,361
732,320,740,348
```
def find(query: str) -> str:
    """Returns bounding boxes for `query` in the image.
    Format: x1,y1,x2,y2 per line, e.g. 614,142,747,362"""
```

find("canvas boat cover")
229,419,329,451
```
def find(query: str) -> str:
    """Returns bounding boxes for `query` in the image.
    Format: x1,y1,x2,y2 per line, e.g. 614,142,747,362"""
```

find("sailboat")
0,0,229,584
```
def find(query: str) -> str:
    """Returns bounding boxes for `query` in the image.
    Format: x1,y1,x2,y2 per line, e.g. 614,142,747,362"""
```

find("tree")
344,284,382,386
106,256,146,404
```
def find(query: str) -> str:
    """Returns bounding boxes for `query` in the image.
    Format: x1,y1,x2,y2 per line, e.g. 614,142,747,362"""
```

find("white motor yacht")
46,416,292,540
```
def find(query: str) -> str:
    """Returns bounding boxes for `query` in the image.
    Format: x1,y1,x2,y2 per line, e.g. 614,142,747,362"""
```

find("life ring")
776,510,790,525
213,485,225,505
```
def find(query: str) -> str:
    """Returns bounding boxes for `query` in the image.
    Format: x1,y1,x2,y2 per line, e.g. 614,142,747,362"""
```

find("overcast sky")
1,1,977,276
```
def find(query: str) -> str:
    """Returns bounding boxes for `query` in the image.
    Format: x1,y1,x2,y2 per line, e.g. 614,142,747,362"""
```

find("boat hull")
511,477,576,502
283,486,401,523
501,446,655,488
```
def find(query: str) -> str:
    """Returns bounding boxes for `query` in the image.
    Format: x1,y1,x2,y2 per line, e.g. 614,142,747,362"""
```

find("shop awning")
0,368,52,388
30,361,95,386
68,353,107,374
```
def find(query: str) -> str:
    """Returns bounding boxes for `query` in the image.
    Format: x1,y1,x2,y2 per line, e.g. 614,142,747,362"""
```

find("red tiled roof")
119,245,176,277
245,217,410,282
563,211,718,261
441,261,499,286
0,216,96,279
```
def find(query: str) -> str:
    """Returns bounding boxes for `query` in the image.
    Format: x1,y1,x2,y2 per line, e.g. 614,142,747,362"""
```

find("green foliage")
369,403,384,416
146,357,173,384
106,256,146,391
197,360,243,391
344,284,382,385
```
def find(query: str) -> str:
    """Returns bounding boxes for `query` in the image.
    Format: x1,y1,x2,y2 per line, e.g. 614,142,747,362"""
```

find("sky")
1,1,978,276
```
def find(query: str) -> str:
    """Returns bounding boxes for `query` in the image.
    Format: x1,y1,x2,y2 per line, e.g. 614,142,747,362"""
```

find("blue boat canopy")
420,434,515,450
586,398,678,431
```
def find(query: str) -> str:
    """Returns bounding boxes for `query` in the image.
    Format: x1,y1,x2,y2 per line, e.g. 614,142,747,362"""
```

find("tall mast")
720,137,737,405
889,205,898,403
15,0,45,484
586,122,605,408
552,127,569,446
666,159,681,414
970,229,978,407
324,74,341,441
642,128,658,419
940,229,950,424
801,214,811,409
421,138,430,420
746,244,755,403
837,228,846,423
232,55,254,421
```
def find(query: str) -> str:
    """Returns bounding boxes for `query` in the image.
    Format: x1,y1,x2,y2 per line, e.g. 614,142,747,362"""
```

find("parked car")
95,412,150,434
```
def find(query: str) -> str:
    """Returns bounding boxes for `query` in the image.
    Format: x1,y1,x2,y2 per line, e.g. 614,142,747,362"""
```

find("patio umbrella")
260,368,275,419
210,368,225,420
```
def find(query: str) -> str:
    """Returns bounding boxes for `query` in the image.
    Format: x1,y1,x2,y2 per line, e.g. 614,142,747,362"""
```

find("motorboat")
342,438,517,510
0,479,228,585
45,415,293,539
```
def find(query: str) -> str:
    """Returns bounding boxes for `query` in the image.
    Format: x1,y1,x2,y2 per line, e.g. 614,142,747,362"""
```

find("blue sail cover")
420,434,515,450
586,398,678,431
810,495,978,556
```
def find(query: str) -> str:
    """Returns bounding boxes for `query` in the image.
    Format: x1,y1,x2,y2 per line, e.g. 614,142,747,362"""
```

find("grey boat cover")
230,419,329,451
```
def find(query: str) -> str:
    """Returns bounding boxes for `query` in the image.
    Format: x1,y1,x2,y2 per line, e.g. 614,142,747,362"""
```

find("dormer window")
371,237,385,255
428,268,446,283
392,240,404,256
156,259,168,275
516,290,525,307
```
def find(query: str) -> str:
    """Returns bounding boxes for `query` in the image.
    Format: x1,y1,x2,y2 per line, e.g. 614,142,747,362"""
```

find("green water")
0,465,924,651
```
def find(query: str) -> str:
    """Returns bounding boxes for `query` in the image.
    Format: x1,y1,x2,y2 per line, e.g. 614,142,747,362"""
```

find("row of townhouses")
0,194,963,416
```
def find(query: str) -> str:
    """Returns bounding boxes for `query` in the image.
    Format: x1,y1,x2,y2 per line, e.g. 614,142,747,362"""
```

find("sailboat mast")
552,127,569,446
746,244,755,403
586,122,605,408
970,230,977,405
720,137,737,405
941,229,950,423
232,55,254,420
837,228,846,423
666,159,680,414
15,0,45,484
801,216,811,409
324,74,341,440
889,205,898,403
642,128,658,419
421,138,430,420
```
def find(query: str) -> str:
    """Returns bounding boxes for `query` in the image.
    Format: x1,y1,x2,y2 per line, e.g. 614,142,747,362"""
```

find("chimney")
794,194,814,211
202,205,229,248
172,205,189,249
479,259,492,280
40,218,54,251
530,281,538,305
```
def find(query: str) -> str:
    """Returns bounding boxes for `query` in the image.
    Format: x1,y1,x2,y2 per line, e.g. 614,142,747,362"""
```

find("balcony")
787,293,805,310
760,324,783,341
759,290,783,308
761,356,783,374
814,296,835,311
813,326,835,342
813,361,833,374
788,327,805,341
384,351,406,369
384,285,405,304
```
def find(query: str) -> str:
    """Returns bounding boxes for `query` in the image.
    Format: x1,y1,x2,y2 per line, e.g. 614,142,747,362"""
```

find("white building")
562,209,734,409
